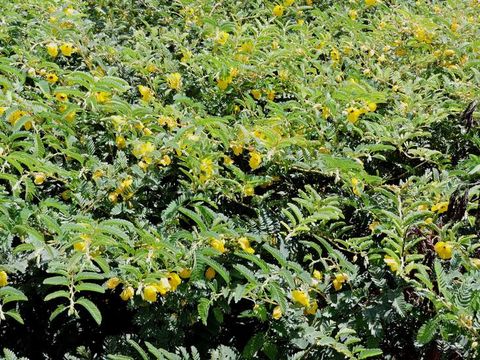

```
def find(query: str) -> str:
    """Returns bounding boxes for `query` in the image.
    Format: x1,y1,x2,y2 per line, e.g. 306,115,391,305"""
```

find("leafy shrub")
0,0,479,359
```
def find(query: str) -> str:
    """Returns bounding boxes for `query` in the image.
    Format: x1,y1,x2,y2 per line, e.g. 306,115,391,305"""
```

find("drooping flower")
205,267,216,280
384,255,399,272
251,89,262,100
332,273,348,291
215,31,229,45
168,273,182,291
153,278,172,295
166,73,182,91
95,91,110,103
249,151,262,170
434,241,453,260
179,268,191,279
132,142,155,159
143,285,158,302
34,173,46,185
211,238,226,254
304,300,318,315
46,42,58,57
272,305,282,320
120,286,134,301
431,201,448,214
0,271,8,287
138,85,154,101
291,290,310,307
347,107,362,124
59,42,75,56
238,237,255,254
106,277,121,289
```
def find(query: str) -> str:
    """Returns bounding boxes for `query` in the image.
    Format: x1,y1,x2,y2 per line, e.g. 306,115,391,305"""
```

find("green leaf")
76,297,102,325
43,276,69,286
417,318,437,345
44,290,70,301
198,297,211,325
75,283,105,293
357,348,383,359
126,339,149,360
5,310,24,325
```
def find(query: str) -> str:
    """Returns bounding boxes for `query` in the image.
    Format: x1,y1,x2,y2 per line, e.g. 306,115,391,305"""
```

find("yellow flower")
138,85,154,101
434,241,453,260
347,107,362,124
0,271,8,287
168,273,182,291
418,204,429,211
291,290,310,308
244,185,255,197
180,50,192,63
60,42,75,56
108,191,119,203
413,27,433,44
205,267,216,280
143,285,158,302
65,111,76,122
313,270,322,280
46,42,58,57
425,217,433,224
74,241,88,252
266,90,275,101
33,173,46,185
251,89,262,100
55,92,68,102
431,201,448,214
471,259,480,269
217,77,232,90
444,49,455,57
116,136,126,149
231,143,243,156
272,305,282,320
366,102,377,112
166,72,182,91
119,176,133,192
132,142,155,159
106,277,121,289
305,300,318,315
95,91,110,103
333,273,348,291
120,286,134,301
384,255,399,272
159,154,171,166
153,278,171,295
330,48,340,63
211,238,226,254
92,169,104,180
365,0,378,5
238,237,255,254
273,5,285,16
348,9,358,20
249,151,262,170
179,268,191,279
46,73,58,84
450,22,459,32
224,156,234,165
215,31,229,45
284,0,294,5
368,221,380,232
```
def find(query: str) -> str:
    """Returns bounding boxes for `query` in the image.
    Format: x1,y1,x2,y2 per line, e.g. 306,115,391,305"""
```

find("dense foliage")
1,0,480,358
